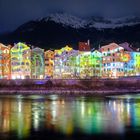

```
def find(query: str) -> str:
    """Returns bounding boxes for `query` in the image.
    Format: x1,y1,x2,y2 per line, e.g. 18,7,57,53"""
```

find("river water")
0,94,140,140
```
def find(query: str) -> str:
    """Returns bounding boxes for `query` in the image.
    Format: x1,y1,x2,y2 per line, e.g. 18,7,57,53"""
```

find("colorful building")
66,50,79,78
134,52,140,76
78,50,102,78
11,42,31,79
121,51,133,76
122,51,140,76
0,41,140,80
79,51,92,78
44,50,54,78
100,43,125,78
91,50,102,77
53,49,63,79
53,45,74,79
0,43,11,79
60,46,75,79
31,47,45,79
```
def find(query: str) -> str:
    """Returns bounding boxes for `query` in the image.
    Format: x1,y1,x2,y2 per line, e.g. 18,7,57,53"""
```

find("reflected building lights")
81,102,85,116
33,111,40,131
18,100,22,113
127,103,130,114
0,96,140,138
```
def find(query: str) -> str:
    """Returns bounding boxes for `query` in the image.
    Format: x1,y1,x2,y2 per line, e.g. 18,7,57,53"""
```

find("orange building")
44,50,54,78
0,43,11,79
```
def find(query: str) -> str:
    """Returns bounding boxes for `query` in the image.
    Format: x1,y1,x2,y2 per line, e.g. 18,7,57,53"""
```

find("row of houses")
0,41,140,79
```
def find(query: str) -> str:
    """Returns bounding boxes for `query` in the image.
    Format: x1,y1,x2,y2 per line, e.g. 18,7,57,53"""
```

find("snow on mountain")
40,13,140,29
44,13,87,28
88,15,140,29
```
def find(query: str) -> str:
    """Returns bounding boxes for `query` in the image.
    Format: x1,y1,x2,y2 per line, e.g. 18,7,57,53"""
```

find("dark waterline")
0,94,140,140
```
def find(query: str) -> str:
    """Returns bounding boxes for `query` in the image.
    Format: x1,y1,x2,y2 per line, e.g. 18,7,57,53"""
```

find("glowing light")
18,100,22,113
31,47,45,79
121,53,131,62
1,41,140,79
0,43,11,79
11,42,31,79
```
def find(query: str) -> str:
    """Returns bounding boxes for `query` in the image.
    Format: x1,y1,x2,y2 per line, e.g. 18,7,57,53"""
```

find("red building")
79,40,91,51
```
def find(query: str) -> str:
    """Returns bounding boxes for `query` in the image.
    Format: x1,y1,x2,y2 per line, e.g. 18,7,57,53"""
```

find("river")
0,94,140,140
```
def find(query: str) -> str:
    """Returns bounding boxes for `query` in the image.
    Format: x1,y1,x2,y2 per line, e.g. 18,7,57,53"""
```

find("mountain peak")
36,13,140,29
1,13,140,50
39,13,87,29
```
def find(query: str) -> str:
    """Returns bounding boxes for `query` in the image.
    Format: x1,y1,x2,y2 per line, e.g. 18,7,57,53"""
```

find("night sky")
0,0,140,33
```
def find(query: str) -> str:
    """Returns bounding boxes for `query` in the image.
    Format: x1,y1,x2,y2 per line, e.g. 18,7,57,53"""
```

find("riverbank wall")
0,78,140,95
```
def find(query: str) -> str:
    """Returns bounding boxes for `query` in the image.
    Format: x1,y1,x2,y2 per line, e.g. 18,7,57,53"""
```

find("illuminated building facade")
79,51,92,78
67,50,79,78
100,42,140,78
11,42,31,79
0,43,11,79
0,41,140,80
60,46,74,78
31,47,45,79
78,50,102,78
100,43,125,78
122,52,133,76
91,50,102,77
54,46,74,79
53,49,63,78
134,52,140,76
123,52,140,76
44,50,54,78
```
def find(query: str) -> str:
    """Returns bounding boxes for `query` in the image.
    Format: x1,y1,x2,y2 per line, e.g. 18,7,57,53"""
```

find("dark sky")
0,0,140,33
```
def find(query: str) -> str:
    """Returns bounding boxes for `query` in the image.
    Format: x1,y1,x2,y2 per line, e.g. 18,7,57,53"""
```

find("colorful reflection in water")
0,95,140,139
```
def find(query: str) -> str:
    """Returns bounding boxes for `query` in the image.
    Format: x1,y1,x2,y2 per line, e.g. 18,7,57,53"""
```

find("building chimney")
87,40,90,46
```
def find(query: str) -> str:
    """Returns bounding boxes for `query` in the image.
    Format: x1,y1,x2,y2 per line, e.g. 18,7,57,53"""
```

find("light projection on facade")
78,51,102,78
0,43,11,79
0,41,140,79
45,50,54,78
91,50,102,77
31,47,45,79
11,42,31,79
79,52,92,78
121,52,132,76
53,49,63,78
134,53,140,76
101,43,125,78
54,45,74,79
121,53,131,62
67,50,79,78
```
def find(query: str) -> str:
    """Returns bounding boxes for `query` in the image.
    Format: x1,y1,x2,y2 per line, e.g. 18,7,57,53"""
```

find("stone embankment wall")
0,78,139,90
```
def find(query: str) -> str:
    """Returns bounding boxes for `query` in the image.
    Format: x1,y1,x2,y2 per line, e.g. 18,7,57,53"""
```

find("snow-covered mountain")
88,15,140,29
43,13,87,29
0,13,140,49
39,13,140,29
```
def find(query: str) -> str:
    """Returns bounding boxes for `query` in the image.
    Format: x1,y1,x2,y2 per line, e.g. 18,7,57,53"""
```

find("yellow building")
11,42,31,79
0,43,11,79
44,50,54,78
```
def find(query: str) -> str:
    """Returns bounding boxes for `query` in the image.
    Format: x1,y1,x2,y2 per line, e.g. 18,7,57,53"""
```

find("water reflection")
0,95,140,139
